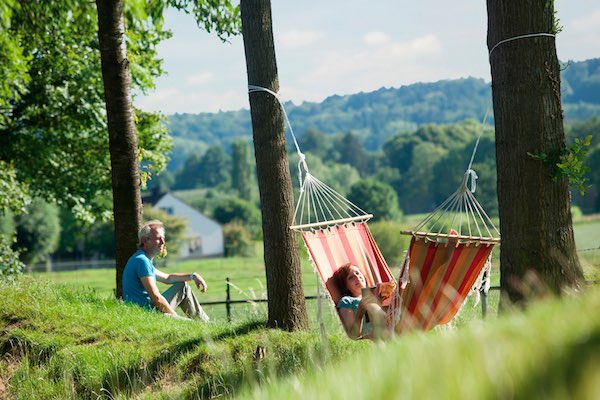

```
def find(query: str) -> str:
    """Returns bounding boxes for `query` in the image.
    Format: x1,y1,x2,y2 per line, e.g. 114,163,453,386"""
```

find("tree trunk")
96,0,143,298
486,0,584,307
240,0,309,331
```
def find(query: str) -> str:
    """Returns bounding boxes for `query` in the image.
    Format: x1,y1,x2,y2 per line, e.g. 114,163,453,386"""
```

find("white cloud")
571,10,600,31
363,31,391,46
186,72,215,85
410,34,442,53
278,29,323,49
304,34,442,84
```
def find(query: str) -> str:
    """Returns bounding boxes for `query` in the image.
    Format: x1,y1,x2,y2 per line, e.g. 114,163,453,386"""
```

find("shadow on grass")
95,319,268,399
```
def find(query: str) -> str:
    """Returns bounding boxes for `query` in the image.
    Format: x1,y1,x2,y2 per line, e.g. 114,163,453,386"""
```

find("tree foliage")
0,1,172,222
0,235,24,276
213,197,261,237
231,139,256,201
222,221,254,257
14,198,61,265
348,179,401,222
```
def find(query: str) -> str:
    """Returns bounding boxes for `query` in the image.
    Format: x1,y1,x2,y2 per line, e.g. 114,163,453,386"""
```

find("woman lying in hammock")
333,263,396,340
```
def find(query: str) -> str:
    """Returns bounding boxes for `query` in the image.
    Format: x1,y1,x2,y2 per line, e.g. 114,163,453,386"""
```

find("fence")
27,258,115,273
30,259,501,322
206,277,500,322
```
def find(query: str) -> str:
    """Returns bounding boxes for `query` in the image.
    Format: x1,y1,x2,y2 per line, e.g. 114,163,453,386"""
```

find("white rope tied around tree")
248,85,309,191
488,32,556,59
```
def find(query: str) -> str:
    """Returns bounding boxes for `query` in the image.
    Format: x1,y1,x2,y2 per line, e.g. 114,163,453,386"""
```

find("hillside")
165,58,600,171
1,277,598,398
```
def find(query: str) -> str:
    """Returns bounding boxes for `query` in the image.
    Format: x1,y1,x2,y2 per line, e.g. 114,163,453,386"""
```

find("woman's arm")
338,307,363,339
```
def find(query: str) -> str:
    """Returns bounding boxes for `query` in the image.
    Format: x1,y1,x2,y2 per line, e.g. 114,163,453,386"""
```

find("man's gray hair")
138,220,164,246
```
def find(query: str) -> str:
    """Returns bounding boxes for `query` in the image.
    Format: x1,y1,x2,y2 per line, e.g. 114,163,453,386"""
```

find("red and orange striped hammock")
291,171,500,337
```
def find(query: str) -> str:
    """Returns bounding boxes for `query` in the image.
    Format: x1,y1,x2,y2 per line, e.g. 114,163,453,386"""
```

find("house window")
189,237,203,256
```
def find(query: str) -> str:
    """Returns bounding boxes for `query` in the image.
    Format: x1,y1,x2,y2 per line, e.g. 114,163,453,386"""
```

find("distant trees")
14,199,61,265
212,197,262,238
332,132,371,177
298,129,329,159
174,145,233,190
222,221,254,257
231,139,255,201
347,179,401,222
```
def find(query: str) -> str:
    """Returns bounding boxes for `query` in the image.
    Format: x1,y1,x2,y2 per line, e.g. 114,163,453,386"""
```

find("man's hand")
190,273,207,292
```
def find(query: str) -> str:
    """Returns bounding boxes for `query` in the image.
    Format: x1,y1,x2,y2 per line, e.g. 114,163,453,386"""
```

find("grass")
0,278,364,399
33,217,600,329
238,287,600,400
1,278,599,399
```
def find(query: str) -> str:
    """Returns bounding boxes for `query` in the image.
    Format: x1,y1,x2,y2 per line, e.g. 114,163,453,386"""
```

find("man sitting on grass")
122,219,209,321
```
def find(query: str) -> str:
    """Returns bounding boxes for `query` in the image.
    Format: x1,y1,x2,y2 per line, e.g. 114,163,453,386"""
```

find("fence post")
481,289,488,318
226,277,231,323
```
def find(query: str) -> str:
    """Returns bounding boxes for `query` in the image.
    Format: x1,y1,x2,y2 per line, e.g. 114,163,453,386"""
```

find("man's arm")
155,269,207,292
140,276,177,315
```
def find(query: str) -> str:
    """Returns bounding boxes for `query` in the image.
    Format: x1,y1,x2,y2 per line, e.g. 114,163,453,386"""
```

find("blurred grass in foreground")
1,278,598,399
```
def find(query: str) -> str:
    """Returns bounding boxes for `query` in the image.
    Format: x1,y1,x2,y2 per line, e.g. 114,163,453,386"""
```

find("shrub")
571,205,583,220
0,235,24,276
14,198,61,264
223,221,254,257
213,197,262,238
347,179,402,222
368,220,411,266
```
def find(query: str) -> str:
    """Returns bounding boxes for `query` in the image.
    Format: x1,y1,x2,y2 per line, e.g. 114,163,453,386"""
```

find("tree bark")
486,0,584,307
240,0,309,331
96,0,143,298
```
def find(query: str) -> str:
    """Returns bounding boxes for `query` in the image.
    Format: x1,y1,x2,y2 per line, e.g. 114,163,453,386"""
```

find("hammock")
248,84,499,338
389,234,497,334
387,129,501,334
290,173,395,308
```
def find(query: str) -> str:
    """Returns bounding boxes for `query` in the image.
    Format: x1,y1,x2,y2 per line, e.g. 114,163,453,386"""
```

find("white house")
154,193,224,258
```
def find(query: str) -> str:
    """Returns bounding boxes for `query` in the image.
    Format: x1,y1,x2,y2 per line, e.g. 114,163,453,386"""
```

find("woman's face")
345,265,366,296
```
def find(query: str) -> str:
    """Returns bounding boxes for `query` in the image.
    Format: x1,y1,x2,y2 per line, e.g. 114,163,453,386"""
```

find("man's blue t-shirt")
122,250,156,308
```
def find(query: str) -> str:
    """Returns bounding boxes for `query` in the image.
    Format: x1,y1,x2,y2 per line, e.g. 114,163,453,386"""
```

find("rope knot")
463,169,478,193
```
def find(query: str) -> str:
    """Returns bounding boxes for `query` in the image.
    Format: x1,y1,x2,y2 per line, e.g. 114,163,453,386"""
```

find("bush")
571,205,583,220
213,197,262,239
368,220,411,266
347,179,402,222
223,221,254,257
0,235,24,276
14,198,60,264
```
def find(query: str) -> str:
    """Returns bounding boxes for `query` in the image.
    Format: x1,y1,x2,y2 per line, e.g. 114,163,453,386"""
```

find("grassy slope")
5,218,596,398
240,287,600,400
0,278,364,399
1,279,599,399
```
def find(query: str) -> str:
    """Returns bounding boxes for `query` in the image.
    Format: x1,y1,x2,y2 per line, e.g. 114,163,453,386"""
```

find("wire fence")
198,277,501,323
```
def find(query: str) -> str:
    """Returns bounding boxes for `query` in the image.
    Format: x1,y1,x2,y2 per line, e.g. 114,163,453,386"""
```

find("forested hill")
166,57,600,165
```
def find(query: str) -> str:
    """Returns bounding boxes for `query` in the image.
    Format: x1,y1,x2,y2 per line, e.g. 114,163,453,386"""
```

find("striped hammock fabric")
300,221,395,305
388,236,496,334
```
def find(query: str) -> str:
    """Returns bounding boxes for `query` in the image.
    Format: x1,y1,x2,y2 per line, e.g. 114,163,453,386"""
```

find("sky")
136,1,600,115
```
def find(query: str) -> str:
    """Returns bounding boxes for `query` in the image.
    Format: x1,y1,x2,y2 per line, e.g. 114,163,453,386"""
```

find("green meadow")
0,218,597,399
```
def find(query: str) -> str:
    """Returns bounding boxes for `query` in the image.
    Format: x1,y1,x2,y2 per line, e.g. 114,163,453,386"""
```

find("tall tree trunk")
486,0,584,307
240,0,309,331
96,0,143,298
